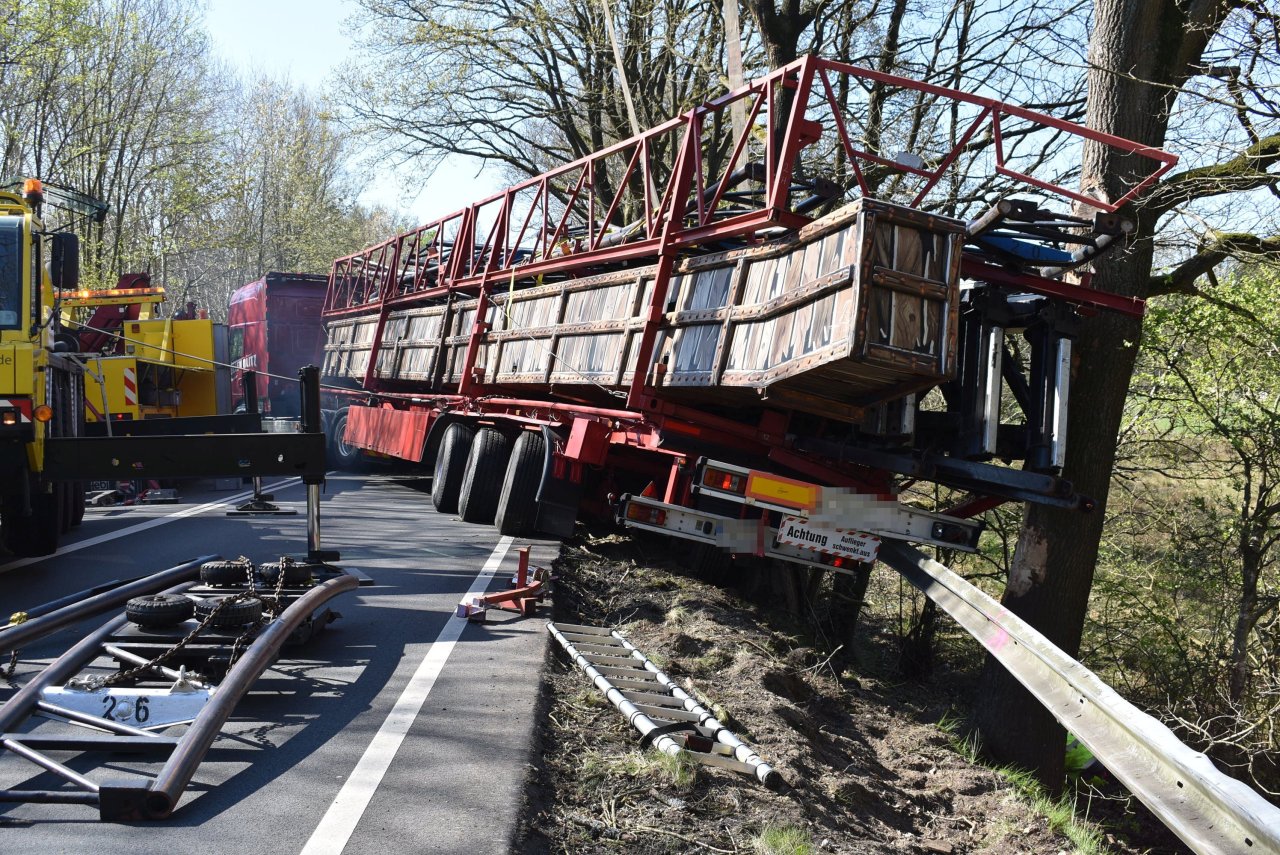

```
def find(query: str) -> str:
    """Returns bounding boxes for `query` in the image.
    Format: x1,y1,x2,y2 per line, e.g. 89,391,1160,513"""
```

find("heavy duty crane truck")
319,57,1176,567
0,180,89,555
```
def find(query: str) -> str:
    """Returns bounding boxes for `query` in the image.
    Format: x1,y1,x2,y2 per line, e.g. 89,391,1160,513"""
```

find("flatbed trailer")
319,56,1176,558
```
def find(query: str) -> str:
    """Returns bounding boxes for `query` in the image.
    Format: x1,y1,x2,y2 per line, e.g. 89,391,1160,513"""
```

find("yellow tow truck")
61,275,224,427
0,179,87,555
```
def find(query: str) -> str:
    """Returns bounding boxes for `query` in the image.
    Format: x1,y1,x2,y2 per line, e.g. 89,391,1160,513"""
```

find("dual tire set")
430,424,545,537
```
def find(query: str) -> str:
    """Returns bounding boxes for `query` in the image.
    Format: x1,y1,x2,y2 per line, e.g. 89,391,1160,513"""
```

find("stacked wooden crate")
323,198,965,420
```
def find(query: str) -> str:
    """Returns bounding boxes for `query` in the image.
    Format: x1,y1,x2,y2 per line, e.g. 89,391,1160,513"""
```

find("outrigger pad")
98,781,163,822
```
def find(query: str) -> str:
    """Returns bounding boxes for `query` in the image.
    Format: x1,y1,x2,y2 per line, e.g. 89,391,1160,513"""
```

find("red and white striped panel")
122,367,138,407
0,398,31,422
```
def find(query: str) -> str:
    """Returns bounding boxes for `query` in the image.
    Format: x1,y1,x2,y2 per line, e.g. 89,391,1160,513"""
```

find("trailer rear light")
33,405,53,422
703,467,745,494
625,503,667,526
1,410,16,426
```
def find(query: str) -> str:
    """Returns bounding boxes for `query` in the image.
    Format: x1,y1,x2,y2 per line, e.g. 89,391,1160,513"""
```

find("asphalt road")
0,473,557,854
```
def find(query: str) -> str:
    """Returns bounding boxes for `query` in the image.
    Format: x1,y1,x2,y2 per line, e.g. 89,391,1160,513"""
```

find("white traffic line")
0,478,304,574
299,536,514,855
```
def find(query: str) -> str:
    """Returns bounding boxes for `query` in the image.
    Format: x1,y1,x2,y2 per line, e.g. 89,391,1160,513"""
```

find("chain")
72,591,259,690
227,555,293,669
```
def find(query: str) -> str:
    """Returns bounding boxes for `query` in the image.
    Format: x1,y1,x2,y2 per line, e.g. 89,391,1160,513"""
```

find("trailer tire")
195,595,264,628
126,594,195,628
201,559,254,587
432,423,475,513
328,410,362,470
458,428,510,524
495,431,546,536
259,560,316,587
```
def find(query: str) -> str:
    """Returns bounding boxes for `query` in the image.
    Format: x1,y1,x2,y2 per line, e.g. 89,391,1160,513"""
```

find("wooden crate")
323,198,964,420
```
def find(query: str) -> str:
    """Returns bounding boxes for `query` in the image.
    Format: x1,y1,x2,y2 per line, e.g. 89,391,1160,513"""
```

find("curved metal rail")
878,541,1280,855
0,567,359,820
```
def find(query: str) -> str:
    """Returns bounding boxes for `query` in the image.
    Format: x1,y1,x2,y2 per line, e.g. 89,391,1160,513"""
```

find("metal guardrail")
878,541,1280,855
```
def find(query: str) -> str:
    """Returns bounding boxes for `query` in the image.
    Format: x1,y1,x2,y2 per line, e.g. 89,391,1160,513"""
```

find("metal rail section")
0,567,359,820
877,541,1280,855
548,621,780,787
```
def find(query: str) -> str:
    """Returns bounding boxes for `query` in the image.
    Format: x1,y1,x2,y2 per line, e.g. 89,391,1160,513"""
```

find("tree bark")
974,0,1234,789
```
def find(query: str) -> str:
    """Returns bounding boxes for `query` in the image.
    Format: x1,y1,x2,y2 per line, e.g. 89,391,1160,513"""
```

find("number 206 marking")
102,695,150,723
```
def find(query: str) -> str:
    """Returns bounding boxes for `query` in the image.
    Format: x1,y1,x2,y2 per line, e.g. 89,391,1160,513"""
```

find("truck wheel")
201,559,254,587
458,428,511,524
495,431,546,536
27,485,61,557
259,560,316,587
432,423,475,513
195,595,264,629
126,594,195,628
328,410,362,470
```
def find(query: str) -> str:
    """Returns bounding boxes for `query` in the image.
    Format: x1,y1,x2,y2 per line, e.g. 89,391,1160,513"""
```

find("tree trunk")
974,0,1231,789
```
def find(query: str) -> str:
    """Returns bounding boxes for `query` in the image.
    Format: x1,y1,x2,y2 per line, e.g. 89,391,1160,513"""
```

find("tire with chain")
458,427,511,524
431,422,475,513
495,431,546,536
126,594,195,628
201,559,254,587
259,560,316,587
195,595,263,628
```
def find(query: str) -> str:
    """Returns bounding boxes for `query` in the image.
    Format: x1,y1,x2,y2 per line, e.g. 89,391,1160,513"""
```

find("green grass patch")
753,824,813,855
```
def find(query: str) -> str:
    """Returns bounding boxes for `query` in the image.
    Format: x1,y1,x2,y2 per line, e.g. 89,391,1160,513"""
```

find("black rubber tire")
26,484,61,557
126,594,196,628
458,428,511,524
328,410,363,470
201,559,254,587
259,560,315,587
195,595,263,628
495,431,547,536
432,423,475,513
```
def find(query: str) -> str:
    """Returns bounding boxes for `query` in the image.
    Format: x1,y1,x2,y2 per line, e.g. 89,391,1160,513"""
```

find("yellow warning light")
33,404,53,423
22,178,44,205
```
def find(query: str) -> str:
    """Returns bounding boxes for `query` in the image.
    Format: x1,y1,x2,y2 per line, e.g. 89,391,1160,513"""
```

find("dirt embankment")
515,530,1172,855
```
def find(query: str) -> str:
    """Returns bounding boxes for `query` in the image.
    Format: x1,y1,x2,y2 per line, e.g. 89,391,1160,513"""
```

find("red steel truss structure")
325,56,1174,410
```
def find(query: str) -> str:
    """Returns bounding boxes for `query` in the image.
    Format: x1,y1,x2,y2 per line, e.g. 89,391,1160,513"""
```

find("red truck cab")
228,272,327,416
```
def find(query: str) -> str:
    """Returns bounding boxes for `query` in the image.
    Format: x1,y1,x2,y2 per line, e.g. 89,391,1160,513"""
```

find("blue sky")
203,0,502,226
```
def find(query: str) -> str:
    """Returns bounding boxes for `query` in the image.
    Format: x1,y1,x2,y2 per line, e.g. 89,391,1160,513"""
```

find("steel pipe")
0,556,214,654
143,570,359,818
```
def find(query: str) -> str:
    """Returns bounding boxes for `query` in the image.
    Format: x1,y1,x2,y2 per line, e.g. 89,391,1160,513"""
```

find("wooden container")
323,198,964,421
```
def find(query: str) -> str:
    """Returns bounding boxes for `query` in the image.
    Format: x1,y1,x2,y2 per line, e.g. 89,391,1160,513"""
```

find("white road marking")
0,478,304,573
299,536,514,855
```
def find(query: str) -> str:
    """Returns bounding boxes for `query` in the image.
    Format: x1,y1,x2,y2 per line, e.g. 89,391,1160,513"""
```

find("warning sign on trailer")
776,516,881,563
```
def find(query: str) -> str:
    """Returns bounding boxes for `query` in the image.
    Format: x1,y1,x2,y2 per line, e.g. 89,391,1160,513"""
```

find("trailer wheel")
458,428,511,524
259,560,316,587
195,595,264,628
495,431,546,536
328,409,362,470
201,559,254,587
126,594,195,628
432,422,475,513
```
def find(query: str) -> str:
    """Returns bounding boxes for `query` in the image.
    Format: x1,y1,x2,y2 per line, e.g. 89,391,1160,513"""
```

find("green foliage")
1093,266,1280,792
